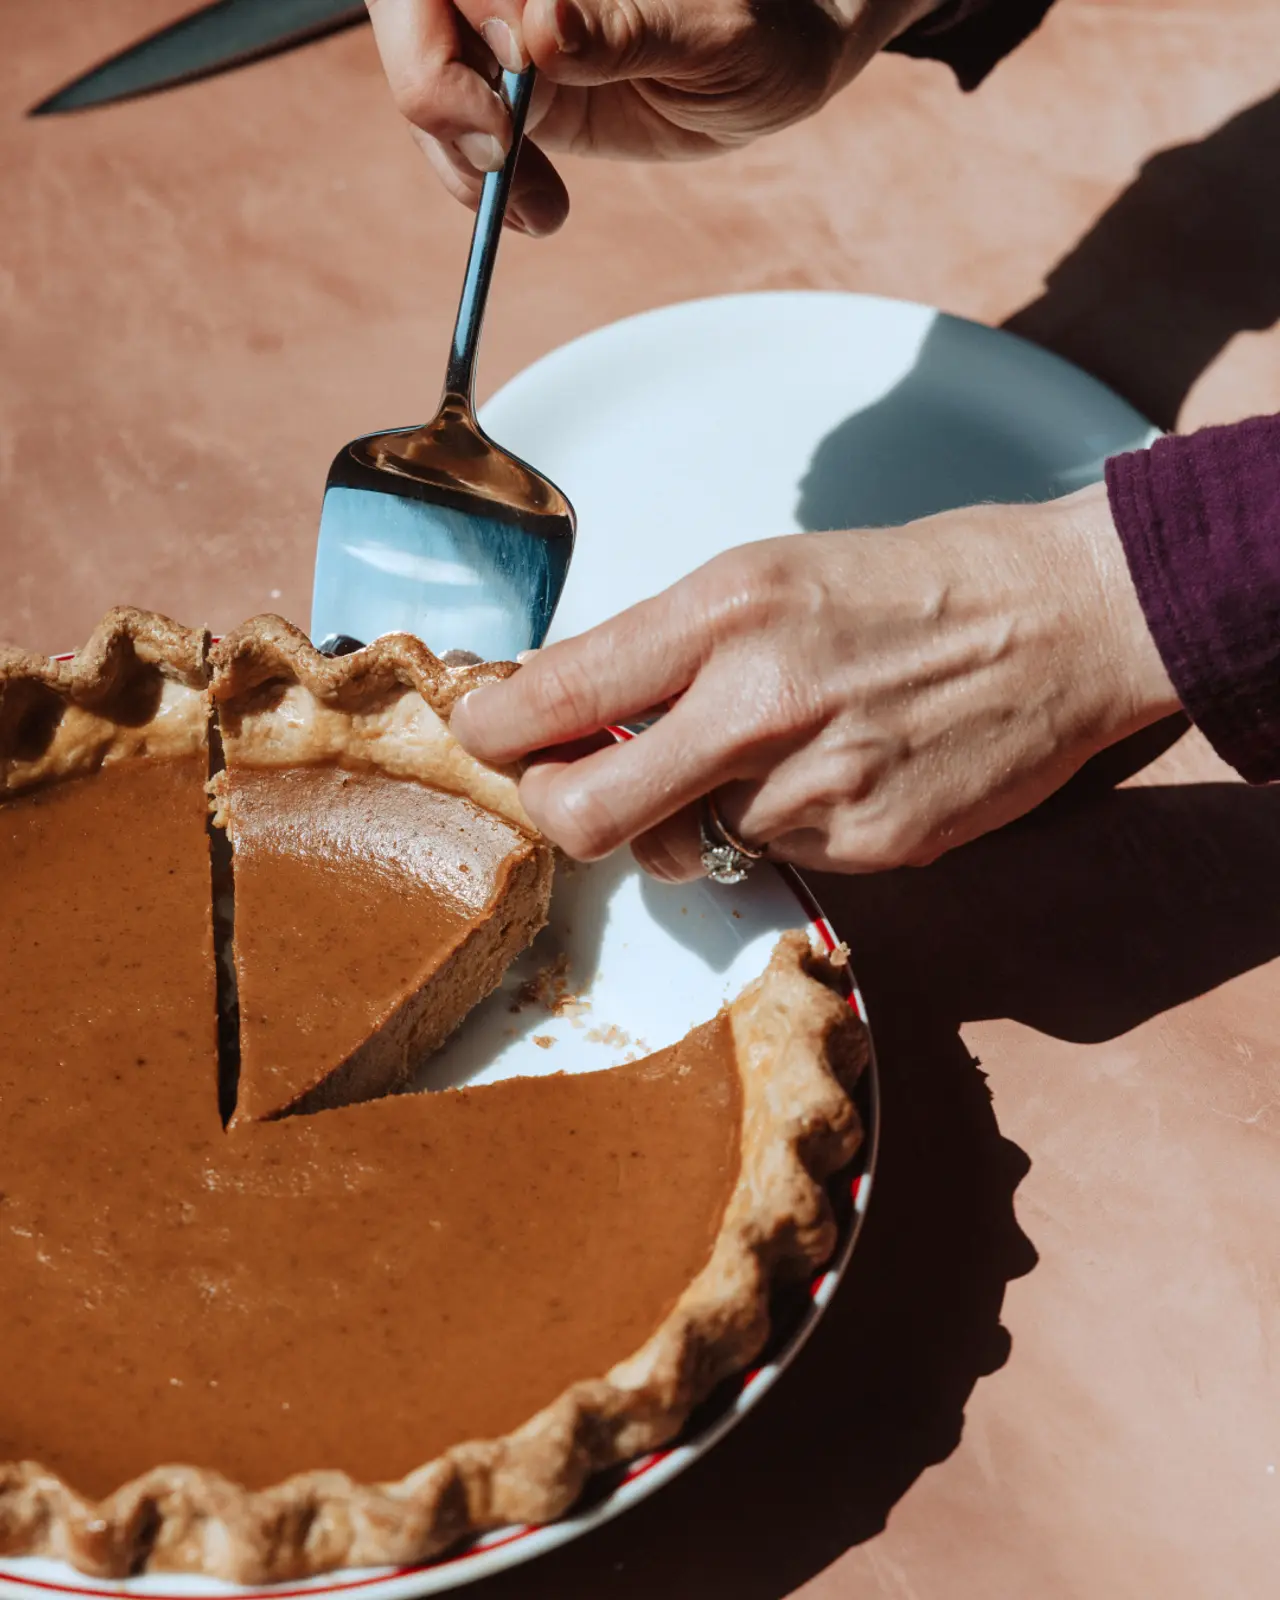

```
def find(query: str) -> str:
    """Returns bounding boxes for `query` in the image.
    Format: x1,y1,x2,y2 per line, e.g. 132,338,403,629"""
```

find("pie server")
311,68,576,662
31,9,574,666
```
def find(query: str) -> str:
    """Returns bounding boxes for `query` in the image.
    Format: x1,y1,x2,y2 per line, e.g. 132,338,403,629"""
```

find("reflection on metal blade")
312,484,573,662
30,0,369,116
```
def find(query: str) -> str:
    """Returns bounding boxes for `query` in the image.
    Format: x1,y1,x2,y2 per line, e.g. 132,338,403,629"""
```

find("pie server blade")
311,68,575,662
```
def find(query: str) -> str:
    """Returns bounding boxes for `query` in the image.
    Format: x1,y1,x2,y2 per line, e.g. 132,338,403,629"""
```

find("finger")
522,0,730,87
507,137,570,233
370,0,569,218
452,0,530,72
514,683,750,860
524,729,616,766
369,0,511,156
631,775,768,882
451,590,707,764
526,77,716,160
630,804,704,882
417,128,569,233
414,129,485,206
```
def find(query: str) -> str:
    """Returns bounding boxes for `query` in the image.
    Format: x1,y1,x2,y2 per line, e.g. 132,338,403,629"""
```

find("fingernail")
481,18,526,72
455,131,506,173
550,0,587,54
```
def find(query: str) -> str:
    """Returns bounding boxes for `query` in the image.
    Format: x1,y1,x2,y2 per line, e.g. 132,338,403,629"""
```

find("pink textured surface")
1,3,1278,1596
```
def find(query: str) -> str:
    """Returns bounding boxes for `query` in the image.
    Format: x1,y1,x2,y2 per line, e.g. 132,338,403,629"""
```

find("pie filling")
224,763,551,1124
0,748,741,1499
0,617,861,1580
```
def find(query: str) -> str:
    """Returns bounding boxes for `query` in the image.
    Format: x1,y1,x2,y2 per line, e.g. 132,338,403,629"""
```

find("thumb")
522,0,724,84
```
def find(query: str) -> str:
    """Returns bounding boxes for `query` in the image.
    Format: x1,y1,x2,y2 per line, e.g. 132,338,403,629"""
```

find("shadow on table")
788,88,1280,792
1005,88,1280,433
782,108,1280,833
467,780,1280,1600
793,91,1280,534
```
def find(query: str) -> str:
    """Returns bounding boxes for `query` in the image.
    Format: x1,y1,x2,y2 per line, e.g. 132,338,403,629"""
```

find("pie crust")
0,610,867,1583
208,613,532,831
0,607,208,799
207,616,554,1122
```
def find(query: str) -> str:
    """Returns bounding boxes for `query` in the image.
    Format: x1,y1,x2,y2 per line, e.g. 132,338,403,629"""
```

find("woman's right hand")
366,0,940,235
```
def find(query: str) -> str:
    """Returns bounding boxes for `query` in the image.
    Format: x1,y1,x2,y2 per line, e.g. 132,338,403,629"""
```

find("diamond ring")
698,791,765,885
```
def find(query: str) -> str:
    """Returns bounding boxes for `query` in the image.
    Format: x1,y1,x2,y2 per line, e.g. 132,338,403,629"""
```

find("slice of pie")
208,617,554,1122
0,610,867,1584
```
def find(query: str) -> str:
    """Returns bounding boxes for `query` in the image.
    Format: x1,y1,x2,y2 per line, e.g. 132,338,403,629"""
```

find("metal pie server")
311,68,575,661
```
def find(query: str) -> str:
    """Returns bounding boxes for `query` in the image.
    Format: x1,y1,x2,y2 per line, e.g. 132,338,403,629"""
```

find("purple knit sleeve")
1106,416,1280,784
885,0,1058,89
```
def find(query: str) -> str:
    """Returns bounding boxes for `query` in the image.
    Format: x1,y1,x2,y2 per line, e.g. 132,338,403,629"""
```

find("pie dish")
0,609,867,1583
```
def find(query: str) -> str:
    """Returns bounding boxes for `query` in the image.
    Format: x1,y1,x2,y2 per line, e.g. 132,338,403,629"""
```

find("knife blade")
30,0,370,116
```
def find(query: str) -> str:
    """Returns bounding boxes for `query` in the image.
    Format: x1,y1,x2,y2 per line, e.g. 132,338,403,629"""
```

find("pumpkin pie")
0,609,867,1584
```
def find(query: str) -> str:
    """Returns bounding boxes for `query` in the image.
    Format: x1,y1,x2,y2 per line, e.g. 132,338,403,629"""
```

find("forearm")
1106,415,1280,784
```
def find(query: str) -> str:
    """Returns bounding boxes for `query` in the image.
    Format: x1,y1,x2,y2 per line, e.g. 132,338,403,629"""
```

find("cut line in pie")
0,609,866,1583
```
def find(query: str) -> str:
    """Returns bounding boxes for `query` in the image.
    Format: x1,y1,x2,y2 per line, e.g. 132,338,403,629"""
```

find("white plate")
480,290,1156,645
2,290,1151,1600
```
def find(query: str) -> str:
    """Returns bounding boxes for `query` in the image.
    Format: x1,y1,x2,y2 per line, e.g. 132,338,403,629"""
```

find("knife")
30,0,370,116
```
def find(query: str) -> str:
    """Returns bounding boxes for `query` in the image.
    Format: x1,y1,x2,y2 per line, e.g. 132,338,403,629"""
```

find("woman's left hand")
449,483,1179,879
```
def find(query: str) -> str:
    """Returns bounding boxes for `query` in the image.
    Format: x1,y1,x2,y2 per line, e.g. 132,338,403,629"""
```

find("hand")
367,0,938,235
449,483,1181,878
